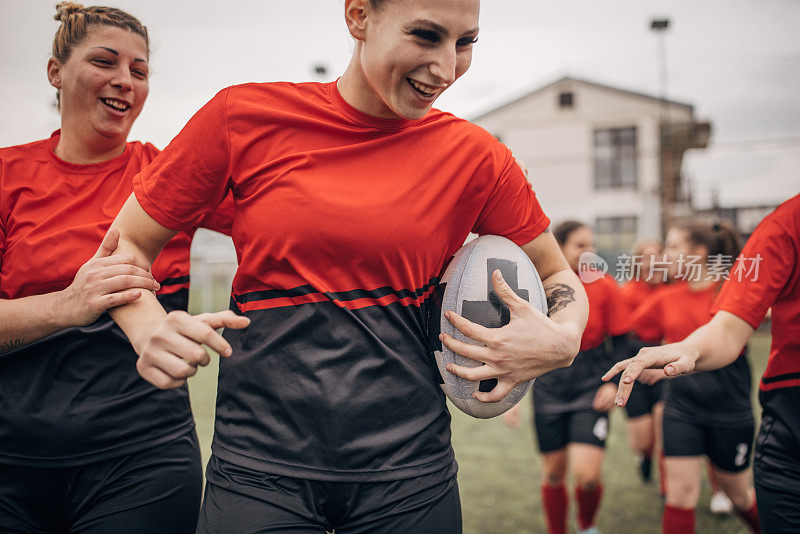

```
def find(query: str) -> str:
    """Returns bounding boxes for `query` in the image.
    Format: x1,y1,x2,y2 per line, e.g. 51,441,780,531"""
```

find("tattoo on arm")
0,338,24,355
544,283,575,316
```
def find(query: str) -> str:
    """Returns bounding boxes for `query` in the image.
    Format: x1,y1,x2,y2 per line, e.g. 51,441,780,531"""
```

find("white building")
472,76,710,263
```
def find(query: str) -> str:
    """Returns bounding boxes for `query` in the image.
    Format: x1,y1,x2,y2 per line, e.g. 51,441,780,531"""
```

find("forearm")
108,194,177,354
107,237,168,354
541,267,589,358
0,292,72,353
677,312,753,372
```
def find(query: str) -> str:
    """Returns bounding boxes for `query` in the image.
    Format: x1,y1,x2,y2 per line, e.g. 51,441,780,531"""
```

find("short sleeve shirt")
632,282,752,424
0,132,231,466
134,81,550,481
712,194,800,392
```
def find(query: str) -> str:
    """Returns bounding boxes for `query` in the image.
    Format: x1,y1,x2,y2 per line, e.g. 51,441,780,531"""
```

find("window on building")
595,216,638,270
594,126,637,189
559,92,574,108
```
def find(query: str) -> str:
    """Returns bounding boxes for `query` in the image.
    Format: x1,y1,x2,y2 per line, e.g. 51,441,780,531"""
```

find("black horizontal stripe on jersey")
233,276,441,306
160,275,190,287
762,371,800,385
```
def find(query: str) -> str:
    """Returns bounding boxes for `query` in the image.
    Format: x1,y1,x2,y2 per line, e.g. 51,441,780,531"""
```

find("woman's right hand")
57,228,161,327
134,310,251,389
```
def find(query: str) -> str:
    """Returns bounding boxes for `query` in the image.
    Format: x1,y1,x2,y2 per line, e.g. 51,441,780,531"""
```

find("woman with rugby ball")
618,221,760,533
0,4,234,532
105,0,590,531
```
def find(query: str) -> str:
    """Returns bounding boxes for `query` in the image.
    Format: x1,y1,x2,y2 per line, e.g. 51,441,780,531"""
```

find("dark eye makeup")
410,29,478,47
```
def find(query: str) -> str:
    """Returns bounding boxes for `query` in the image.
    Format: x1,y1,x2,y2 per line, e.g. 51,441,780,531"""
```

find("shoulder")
755,194,800,239
423,108,505,146
126,140,160,158
223,81,329,108
0,138,49,163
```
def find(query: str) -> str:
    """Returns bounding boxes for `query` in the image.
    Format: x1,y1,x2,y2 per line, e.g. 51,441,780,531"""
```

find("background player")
102,0,590,532
618,239,665,487
524,220,630,534
0,4,235,532
606,194,799,533
623,221,760,534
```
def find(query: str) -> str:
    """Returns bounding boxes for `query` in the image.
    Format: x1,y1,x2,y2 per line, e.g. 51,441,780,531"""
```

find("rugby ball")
429,235,548,418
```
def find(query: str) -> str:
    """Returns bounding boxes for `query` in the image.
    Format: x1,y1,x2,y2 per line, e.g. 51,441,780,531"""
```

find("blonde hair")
53,2,148,62
51,2,148,107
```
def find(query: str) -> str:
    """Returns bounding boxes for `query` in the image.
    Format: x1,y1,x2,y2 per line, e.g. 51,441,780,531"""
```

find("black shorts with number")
0,431,202,534
624,381,664,419
198,455,461,534
662,414,754,472
533,409,610,453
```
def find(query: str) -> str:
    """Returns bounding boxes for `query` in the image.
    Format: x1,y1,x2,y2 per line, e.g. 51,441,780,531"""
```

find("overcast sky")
2,0,798,207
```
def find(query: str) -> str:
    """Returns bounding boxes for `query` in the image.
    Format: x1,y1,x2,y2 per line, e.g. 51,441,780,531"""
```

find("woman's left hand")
439,270,580,403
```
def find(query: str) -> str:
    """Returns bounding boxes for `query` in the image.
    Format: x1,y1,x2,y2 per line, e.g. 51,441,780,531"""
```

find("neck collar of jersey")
47,130,131,174
327,80,421,131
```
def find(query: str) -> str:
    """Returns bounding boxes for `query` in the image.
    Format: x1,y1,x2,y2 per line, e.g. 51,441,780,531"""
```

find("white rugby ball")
430,235,548,418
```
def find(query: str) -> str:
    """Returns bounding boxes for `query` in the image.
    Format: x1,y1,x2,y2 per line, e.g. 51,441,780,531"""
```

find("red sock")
575,484,603,530
542,485,568,534
663,504,695,534
736,501,761,534
659,452,667,496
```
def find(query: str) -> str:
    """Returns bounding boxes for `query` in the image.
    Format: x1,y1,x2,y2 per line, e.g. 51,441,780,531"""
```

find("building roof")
470,75,695,122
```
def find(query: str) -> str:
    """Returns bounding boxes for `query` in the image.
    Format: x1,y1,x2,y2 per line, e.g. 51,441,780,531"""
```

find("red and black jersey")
632,282,752,425
534,275,630,414
133,81,550,481
712,195,800,464
712,194,800,392
0,132,233,466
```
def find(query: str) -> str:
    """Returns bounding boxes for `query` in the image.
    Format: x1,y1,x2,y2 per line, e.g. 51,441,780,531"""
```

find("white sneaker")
576,526,599,534
709,491,734,514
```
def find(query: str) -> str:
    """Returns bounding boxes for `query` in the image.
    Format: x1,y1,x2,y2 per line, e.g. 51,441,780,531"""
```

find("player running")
618,239,665,486
103,1,590,532
618,221,760,534
527,221,630,534
606,194,799,533
0,4,233,532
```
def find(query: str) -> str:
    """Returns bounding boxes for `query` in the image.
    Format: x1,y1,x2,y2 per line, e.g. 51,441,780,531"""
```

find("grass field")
187,326,770,534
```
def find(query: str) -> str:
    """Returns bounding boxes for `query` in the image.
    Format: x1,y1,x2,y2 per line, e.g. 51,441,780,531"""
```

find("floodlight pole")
651,18,671,236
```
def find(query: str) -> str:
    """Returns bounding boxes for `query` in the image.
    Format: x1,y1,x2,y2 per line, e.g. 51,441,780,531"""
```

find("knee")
575,480,600,492
573,471,602,490
727,487,755,511
543,470,566,486
666,479,701,508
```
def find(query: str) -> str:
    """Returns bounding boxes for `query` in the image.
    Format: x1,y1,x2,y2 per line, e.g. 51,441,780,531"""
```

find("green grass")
187,333,771,533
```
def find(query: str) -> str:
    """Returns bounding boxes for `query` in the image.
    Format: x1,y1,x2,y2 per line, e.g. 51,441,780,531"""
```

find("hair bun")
55,2,85,22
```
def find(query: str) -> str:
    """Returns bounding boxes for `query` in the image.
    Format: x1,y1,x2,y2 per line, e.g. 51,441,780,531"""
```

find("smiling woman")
0,3,234,533
104,0,589,532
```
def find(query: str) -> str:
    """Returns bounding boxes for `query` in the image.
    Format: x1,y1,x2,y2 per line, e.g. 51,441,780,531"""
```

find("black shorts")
0,430,202,534
198,456,461,534
533,409,610,453
624,381,664,419
753,409,800,533
662,415,754,472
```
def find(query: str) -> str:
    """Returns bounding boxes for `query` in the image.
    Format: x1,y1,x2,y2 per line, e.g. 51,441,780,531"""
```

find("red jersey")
619,279,660,314
712,194,800,392
0,132,233,466
631,282,719,344
581,275,631,351
133,81,550,481
633,281,752,423
533,275,630,414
